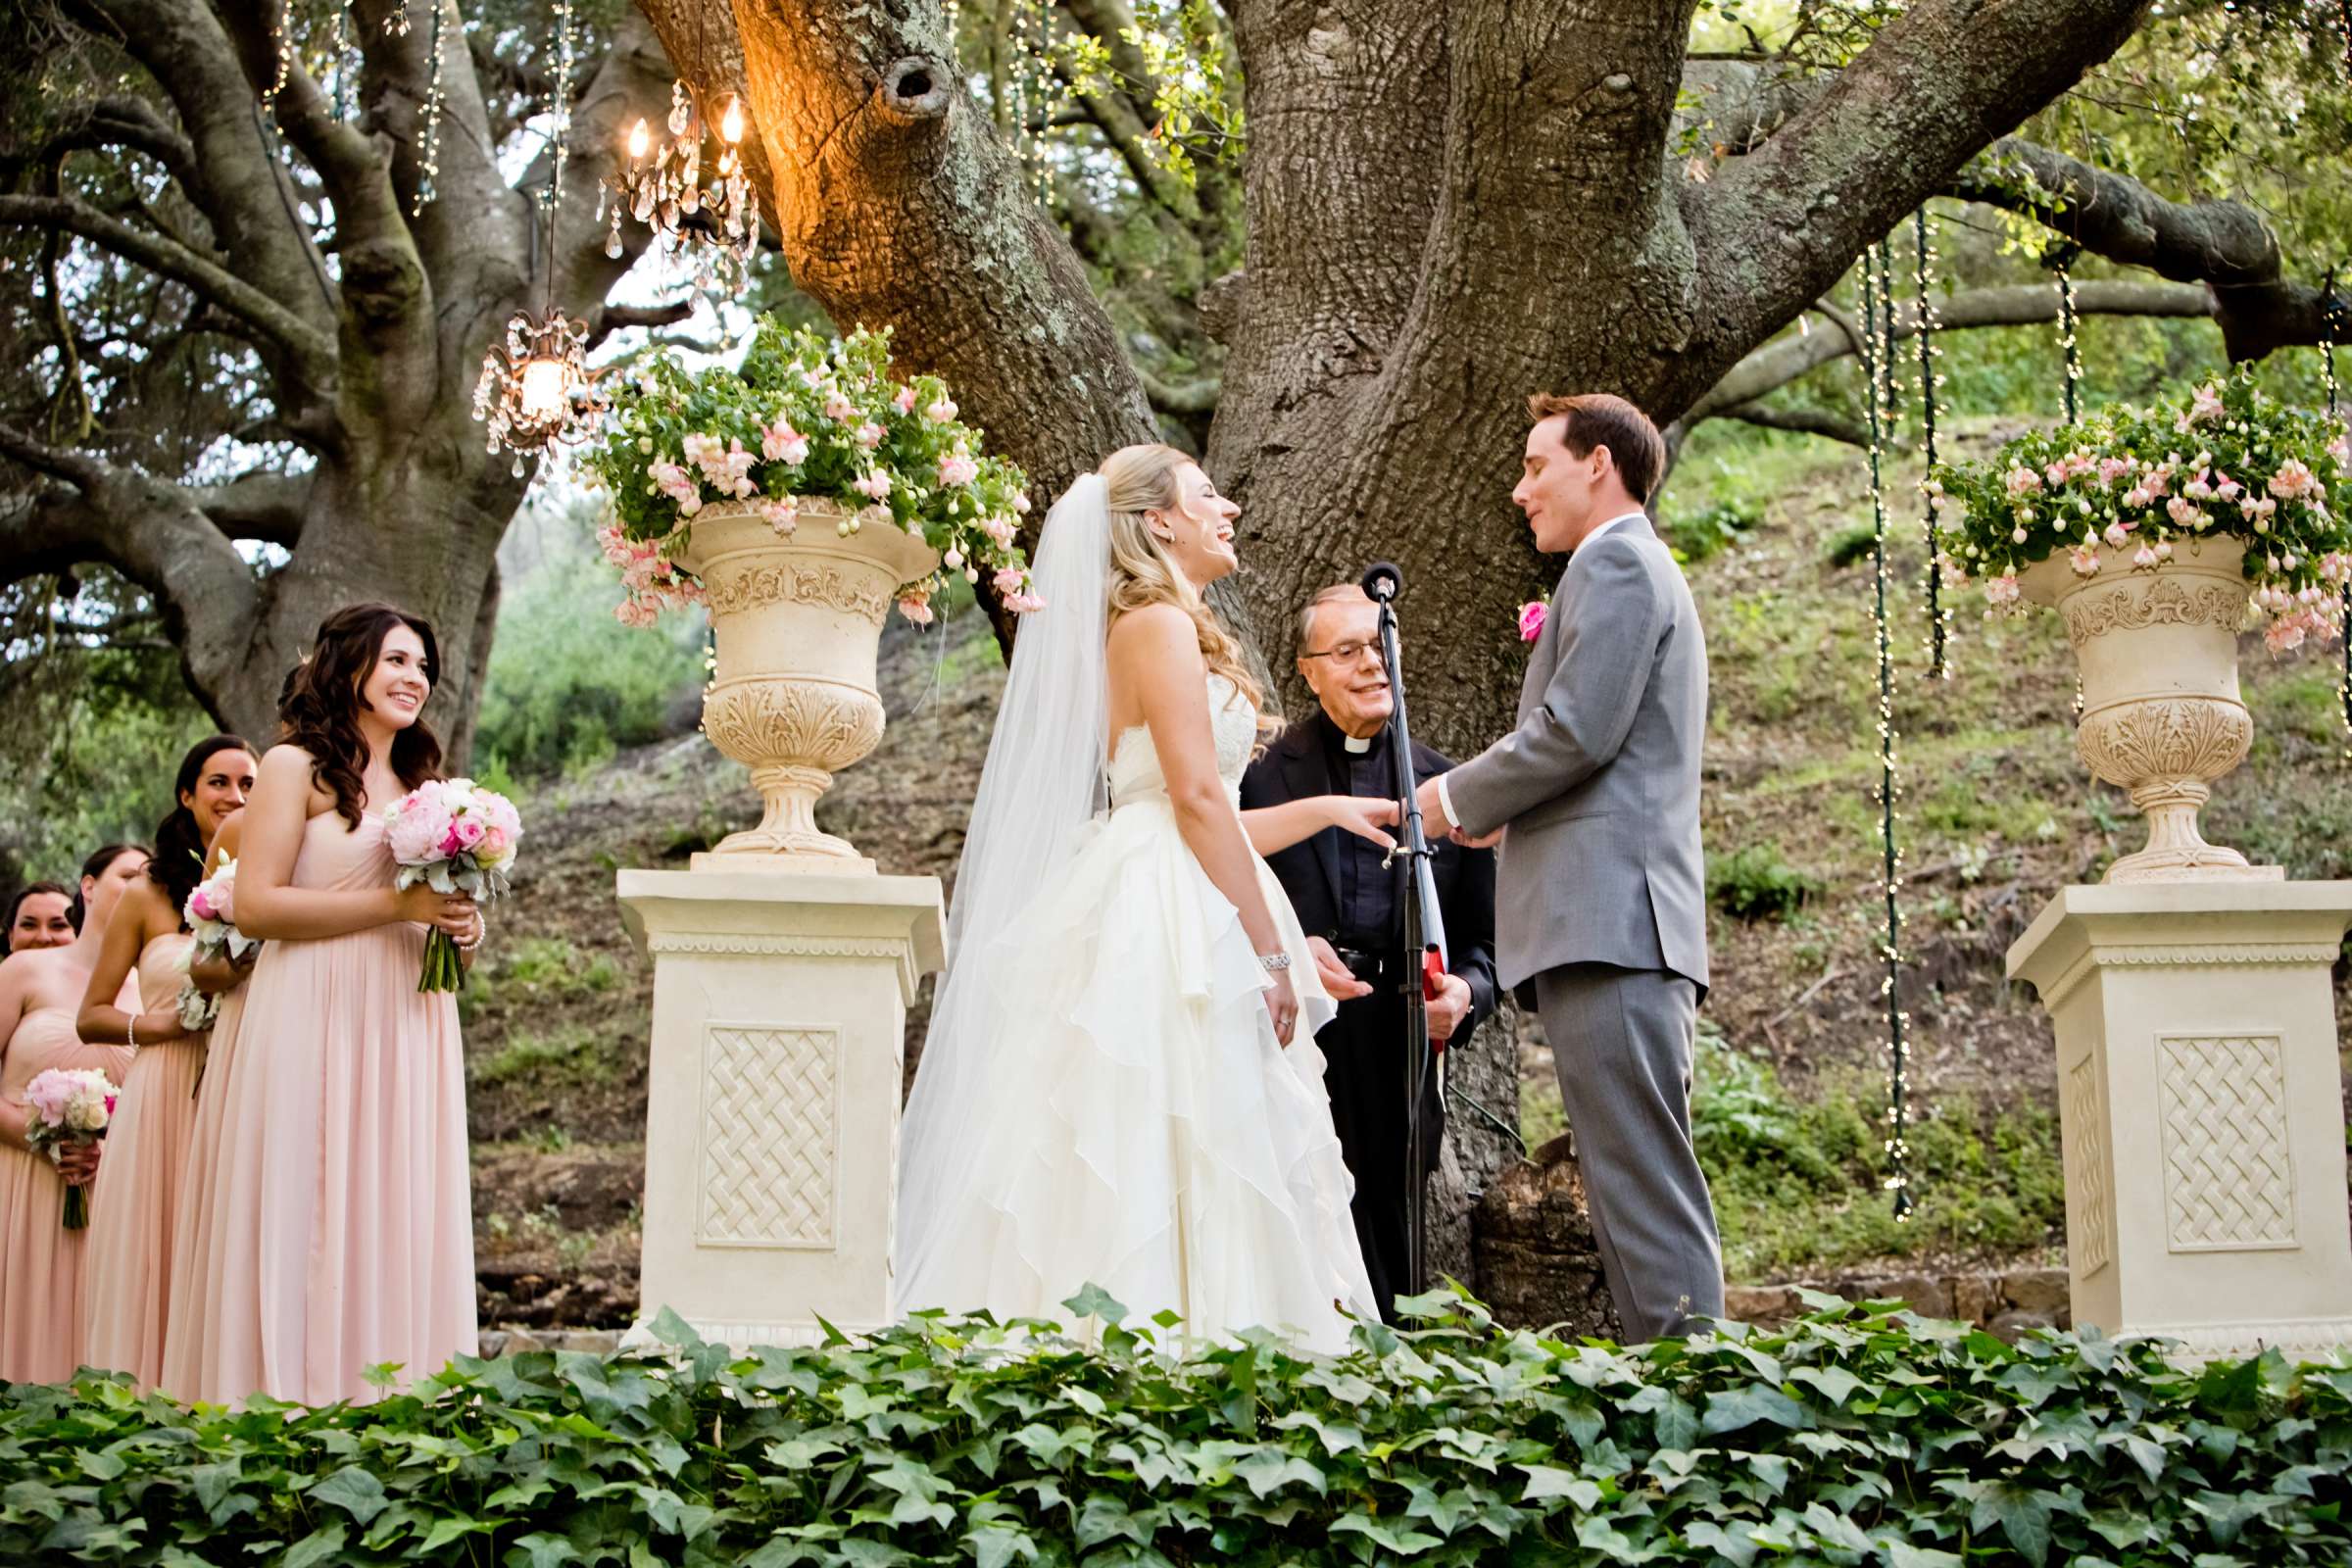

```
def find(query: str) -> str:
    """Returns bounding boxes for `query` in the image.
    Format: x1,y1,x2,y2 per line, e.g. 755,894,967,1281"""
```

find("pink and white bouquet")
174,856,256,1028
381,778,524,993
24,1067,120,1229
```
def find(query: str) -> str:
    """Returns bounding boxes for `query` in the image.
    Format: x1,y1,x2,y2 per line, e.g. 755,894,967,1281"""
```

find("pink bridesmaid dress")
82,931,204,1389
157,954,251,1399
0,981,136,1384
174,810,476,1406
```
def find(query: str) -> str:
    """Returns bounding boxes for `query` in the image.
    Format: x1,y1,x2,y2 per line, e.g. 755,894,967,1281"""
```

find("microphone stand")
1361,561,1447,1299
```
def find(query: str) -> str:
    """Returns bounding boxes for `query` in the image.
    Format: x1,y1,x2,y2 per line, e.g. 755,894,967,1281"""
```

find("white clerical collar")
1343,733,1374,754
1583,511,1647,548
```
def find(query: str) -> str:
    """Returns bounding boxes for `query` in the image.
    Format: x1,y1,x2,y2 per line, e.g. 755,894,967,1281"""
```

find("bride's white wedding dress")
895,672,1379,1351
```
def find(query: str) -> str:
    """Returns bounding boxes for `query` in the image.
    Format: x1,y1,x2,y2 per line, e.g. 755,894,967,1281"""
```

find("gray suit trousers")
1536,962,1724,1341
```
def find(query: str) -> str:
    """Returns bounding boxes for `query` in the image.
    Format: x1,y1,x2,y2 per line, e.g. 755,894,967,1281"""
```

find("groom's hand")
1414,776,1451,835
1426,973,1472,1041
1307,936,1373,1001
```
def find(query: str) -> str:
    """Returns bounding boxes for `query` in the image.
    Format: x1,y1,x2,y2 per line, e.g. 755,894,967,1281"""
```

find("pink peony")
1518,601,1547,642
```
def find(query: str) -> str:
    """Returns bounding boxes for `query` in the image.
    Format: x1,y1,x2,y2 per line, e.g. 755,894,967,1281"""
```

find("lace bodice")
1108,674,1257,808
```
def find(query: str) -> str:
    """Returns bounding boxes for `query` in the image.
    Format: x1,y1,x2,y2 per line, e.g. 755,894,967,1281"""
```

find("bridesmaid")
156,808,256,1400
0,844,149,1383
7,884,76,953
76,736,256,1389
178,605,482,1406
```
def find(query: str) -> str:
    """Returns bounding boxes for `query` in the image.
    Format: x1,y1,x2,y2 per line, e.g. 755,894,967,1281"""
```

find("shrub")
474,551,706,779
1823,521,1880,569
4,1297,2350,1567
1665,499,1759,564
1707,842,1820,920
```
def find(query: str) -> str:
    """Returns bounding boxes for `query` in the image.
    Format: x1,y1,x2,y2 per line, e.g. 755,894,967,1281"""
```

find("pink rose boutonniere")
1517,602,1546,643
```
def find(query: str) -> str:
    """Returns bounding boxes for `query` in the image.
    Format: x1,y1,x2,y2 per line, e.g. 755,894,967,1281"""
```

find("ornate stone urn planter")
2017,539,2276,884
679,499,939,874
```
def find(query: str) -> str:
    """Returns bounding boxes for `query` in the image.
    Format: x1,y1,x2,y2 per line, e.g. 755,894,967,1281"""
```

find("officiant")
1241,583,1498,1322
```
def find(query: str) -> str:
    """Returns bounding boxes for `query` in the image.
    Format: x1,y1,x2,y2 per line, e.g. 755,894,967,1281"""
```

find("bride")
895,444,1396,1350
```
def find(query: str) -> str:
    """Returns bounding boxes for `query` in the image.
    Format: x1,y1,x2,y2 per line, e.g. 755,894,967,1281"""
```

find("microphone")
1360,561,1402,603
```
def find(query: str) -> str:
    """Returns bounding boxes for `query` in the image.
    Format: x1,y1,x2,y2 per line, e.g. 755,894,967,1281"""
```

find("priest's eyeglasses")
1300,639,1382,665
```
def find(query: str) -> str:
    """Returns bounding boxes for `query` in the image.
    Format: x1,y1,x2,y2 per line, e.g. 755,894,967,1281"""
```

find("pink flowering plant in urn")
583,318,1035,628
1927,369,2351,882
1929,369,2350,647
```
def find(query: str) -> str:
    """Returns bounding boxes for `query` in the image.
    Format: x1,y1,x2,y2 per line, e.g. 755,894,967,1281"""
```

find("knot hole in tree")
879,57,952,122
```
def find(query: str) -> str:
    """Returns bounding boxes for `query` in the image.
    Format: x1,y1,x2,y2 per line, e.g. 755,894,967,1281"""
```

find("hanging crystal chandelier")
601,81,760,286
471,0,604,472
473,306,608,473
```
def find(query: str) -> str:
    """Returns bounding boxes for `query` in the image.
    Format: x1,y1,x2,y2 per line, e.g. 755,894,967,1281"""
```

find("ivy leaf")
1331,1514,1444,1554
417,1517,494,1554
1972,1481,2054,1567
281,1523,348,1568
504,1532,580,1568
1885,1542,1966,1568
966,1524,1037,1568
1681,1521,1757,1567
1702,1385,1809,1436
1233,1450,1326,1499
1790,1365,1865,1408
311,1466,389,1525
1060,1285,1129,1326
1518,1465,1602,1509
76,1448,126,1481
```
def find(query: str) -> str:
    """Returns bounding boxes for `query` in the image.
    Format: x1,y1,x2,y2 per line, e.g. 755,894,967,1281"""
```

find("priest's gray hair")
1298,582,1371,660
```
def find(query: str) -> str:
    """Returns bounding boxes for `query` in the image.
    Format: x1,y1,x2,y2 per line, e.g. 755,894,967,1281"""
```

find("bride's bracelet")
1257,951,1292,972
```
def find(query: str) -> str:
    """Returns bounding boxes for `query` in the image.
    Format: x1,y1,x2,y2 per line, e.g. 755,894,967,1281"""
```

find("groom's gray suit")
1443,513,1723,1339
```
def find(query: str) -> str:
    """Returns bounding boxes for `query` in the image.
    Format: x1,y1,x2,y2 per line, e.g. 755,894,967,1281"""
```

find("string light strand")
1861,240,1913,1222
1915,205,1951,678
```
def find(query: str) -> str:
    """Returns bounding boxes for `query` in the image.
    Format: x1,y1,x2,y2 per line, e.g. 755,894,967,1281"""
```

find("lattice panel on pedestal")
2064,1056,2112,1278
696,1023,838,1249
2156,1033,2295,1252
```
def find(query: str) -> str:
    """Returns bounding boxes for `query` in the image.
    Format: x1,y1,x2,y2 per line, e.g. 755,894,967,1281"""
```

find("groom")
1415,392,1722,1340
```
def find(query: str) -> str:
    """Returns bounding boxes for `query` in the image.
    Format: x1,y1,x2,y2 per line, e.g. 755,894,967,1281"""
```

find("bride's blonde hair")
1100,443,1272,732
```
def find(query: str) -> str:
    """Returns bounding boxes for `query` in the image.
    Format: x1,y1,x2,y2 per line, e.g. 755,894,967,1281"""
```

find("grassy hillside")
460,423,2352,1324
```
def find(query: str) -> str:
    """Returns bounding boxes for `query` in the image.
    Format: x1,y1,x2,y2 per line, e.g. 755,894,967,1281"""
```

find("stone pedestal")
617,867,945,1348
2007,882,2352,1361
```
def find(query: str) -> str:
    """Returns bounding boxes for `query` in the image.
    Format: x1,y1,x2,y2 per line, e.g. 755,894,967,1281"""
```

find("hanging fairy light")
601,79,760,286
413,0,450,215
472,0,606,469
1915,205,1954,679
1859,239,1913,1223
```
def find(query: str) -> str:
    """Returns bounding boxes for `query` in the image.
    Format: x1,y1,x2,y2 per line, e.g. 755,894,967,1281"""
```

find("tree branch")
190,471,311,547
1712,400,1866,447
1676,0,2149,416
1689,279,2215,420
1953,136,2335,362
0,426,262,702
0,193,338,398
588,299,699,349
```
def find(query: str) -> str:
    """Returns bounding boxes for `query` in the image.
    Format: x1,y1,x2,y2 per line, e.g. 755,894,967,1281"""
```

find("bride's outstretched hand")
1326,795,1398,850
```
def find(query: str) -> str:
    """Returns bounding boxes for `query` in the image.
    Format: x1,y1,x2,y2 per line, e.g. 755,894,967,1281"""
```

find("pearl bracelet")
454,913,486,954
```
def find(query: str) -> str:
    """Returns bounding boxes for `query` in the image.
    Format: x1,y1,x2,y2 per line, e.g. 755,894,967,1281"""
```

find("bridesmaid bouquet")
382,778,524,993
23,1067,120,1229
175,858,253,1031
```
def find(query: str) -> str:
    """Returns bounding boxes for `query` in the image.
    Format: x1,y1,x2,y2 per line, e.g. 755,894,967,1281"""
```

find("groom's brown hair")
1527,392,1666,504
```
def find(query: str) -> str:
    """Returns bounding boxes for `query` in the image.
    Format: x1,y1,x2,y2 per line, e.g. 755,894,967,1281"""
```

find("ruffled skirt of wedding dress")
897,797,1379,1354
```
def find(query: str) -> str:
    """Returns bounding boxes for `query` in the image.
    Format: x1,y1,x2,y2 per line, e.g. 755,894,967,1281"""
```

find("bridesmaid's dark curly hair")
149,735,254,926
279,604,445,828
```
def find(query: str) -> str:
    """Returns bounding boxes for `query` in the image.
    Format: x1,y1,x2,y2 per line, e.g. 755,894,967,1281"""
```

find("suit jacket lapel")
1280,729,1342,914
